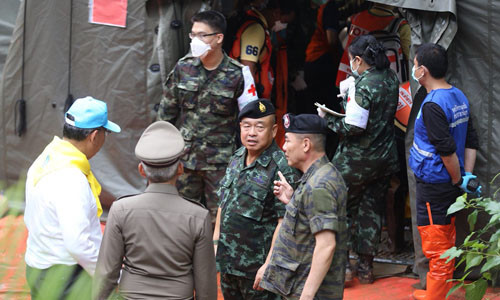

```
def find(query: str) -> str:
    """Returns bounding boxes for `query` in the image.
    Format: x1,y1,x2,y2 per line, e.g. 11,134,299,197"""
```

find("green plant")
441,173,500,300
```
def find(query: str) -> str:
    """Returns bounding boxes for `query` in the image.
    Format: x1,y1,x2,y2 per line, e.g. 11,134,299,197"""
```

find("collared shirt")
157,53,246,171
260,156,348,300
216,141,299,278
94,183,216,300
24,167,102,275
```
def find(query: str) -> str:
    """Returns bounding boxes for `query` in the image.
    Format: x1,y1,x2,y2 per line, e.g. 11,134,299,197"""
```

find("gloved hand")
338,76,355,98
457,172,482,196
317,107,326,118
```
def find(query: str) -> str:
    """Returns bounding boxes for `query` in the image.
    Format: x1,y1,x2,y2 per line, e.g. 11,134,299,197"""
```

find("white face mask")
350,58,360,77
412,65,423,82
190,37,212,58
272,20,288,32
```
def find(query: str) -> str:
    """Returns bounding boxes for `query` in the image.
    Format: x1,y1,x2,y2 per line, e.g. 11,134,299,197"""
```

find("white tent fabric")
0,0,210,208
0,0,152,207
0,0,20,83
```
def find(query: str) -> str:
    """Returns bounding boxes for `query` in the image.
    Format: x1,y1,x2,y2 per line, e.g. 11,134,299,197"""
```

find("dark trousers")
26,264,91,300
415,178,462,226
347,176,391,256
220,273,281,300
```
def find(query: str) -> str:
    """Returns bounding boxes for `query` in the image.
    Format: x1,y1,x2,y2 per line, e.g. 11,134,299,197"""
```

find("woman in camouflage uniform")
320,34,399,284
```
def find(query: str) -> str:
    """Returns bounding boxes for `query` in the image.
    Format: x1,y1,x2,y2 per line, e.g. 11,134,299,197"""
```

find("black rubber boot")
358,254,374,284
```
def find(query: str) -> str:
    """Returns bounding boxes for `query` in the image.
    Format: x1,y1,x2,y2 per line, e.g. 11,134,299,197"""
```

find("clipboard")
315,102,345,117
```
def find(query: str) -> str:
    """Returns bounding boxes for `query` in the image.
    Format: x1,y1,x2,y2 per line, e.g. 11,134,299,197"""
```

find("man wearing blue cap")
24,96,120,299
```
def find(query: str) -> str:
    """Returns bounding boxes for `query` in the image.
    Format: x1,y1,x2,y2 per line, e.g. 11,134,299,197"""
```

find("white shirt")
24,167,102,275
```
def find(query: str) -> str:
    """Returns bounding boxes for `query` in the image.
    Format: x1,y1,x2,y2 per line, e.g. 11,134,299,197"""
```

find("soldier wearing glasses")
157,10,257,223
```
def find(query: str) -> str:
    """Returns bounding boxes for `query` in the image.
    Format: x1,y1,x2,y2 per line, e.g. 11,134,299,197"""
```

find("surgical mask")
412,65,423,81
190,37,211,58
272,20,288,32
350,58,360,77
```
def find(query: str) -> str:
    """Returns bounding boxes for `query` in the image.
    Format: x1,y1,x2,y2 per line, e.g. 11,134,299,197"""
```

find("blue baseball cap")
65,96,121,133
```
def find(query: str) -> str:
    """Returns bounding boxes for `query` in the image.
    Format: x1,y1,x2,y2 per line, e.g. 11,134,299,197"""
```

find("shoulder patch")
228,56,245,69
271,149,289,170
182,197,207,209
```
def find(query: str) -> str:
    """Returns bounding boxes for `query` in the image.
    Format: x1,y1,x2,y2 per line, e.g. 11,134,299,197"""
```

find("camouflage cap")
238,99,275,121
283,113,328,134
135,121,185,167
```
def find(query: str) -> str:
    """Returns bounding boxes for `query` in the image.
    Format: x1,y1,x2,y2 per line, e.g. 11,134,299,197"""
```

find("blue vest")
409,87,469,183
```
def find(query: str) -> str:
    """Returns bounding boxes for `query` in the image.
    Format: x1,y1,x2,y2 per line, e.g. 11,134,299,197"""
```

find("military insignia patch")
283,114,290,128
259,101,266,113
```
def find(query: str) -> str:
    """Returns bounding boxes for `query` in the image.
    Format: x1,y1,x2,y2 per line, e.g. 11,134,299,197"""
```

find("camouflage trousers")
176,168,225,224
346,176,391,256
221,273,281,300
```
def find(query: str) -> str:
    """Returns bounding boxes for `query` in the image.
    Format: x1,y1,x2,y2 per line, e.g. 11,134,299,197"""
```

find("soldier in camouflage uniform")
319,34,399,283
157,10,257,222
260,114,348,300
214,99,299,300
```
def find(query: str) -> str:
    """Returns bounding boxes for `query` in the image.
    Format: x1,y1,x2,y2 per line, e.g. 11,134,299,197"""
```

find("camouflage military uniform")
260,156,348,300
157,53,245,221
325,67,399,256
217,141,299,300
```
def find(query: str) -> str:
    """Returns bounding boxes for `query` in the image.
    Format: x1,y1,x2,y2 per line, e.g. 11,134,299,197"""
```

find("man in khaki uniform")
93,121,217,300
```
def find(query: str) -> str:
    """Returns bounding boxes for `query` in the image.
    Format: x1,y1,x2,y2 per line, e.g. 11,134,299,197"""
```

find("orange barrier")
0,215,30,299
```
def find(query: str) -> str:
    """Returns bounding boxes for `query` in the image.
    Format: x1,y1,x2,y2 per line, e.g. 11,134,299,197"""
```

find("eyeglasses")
189,32,220,40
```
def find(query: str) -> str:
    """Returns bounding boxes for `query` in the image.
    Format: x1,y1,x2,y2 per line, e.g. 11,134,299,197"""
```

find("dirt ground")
1,215,499,300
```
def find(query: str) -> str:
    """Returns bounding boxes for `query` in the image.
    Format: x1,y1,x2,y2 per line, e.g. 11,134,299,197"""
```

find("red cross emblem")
247,84,256,96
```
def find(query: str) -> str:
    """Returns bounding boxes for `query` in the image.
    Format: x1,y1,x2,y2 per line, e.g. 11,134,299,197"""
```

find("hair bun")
367,44,384,57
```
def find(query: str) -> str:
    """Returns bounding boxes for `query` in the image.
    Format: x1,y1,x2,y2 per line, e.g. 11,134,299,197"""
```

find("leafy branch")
441,174,500,300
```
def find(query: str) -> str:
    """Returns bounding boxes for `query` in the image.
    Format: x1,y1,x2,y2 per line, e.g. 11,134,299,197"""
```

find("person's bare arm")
253,218,283,290
464,148,477,173
441,153,462,184
299,230,336,300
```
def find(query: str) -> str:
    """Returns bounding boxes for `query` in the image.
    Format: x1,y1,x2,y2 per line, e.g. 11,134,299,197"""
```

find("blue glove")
458,172,482,196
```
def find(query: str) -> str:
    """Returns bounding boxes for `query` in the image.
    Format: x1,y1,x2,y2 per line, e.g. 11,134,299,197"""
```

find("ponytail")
348,34,390,70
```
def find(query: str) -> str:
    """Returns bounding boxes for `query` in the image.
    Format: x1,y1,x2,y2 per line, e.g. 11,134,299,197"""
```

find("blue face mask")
412,65,423,82
350,58,360,77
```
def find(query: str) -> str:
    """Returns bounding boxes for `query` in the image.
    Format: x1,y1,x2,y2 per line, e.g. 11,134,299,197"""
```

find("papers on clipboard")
315,102,345,117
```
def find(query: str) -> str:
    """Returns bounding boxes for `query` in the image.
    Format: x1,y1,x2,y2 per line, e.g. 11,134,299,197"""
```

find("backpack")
370,17,408,83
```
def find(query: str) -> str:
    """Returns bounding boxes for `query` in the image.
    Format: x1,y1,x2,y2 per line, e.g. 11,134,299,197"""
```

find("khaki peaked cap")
135,121,185,167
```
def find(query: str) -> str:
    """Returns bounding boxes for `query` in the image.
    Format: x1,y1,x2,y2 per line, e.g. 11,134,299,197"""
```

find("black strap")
21,0,27,100
15,0,28,137
386,17,404,35
68,0,72,96
64,0,74,113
